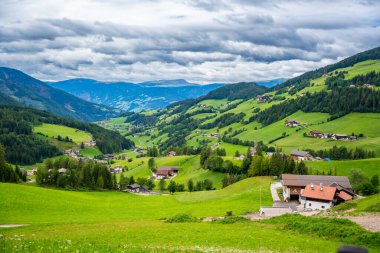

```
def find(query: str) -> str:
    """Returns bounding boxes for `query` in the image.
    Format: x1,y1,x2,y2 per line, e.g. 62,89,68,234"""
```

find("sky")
0,0,379,83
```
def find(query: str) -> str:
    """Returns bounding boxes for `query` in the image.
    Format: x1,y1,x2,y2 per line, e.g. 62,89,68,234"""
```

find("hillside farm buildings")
152,166,179,180
285,120,301,127
290,150,312,161
281,174,354,210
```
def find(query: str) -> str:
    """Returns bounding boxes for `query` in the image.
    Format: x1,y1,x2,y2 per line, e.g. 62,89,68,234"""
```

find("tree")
159,179,166,191
349,169,367,193
200,146,211,167
248,155,263,176
203,179,213,190
146,179,155,190
371,175,379,189
234,150,240,157
176,183,185,192
148,158,156,171
96,176,104,188
187,179,194,192
195,181,203,191
80,142,85,149
361,182,376,196
168,181,177,194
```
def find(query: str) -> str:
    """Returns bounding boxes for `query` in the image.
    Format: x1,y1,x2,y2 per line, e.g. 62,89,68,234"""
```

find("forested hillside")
0,68,121,122
0,104,134,164
101,47,380,158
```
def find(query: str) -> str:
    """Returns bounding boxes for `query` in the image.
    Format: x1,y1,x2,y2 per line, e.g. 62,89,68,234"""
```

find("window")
309,203,311,207
321,206,325,209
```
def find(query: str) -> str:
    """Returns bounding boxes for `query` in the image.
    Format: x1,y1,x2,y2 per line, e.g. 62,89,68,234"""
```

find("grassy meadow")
33,123,93,144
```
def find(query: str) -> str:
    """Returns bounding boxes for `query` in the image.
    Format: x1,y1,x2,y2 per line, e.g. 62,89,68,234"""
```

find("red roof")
301,184,336,201
337,191,353,201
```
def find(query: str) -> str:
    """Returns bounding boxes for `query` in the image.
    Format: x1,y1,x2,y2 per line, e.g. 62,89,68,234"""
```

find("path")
270,182,282,202
0,224,29,228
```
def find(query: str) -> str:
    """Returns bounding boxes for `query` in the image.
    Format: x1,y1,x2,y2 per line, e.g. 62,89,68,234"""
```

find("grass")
80,147,102,157
332,194,380,213
306,158,380,178
0,180,378,252
33,123,92,144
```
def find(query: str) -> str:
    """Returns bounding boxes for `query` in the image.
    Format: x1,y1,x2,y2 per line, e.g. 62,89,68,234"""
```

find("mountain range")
0,67,120,122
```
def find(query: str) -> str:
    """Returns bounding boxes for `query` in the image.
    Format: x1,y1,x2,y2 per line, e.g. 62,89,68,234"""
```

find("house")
167,151,177,157
331,134,349,140
58,168,67,174
210,133,219,138
153,166,179,179
281,174,352,201
64,149,80,158
103,154,114,160
290,150,312,161
309,130,325,138
300,183,336,210
362,83,374,89
124,183,149,193
110,166,123,174
83,140,96,147
27,168,38,175
285,120,301,127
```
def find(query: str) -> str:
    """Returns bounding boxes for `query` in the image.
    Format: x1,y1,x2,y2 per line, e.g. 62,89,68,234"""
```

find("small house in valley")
210,133,219,138
167,151,177,157
110,166,123,174
152,166,179,180
290,150,312,161
124,183,149,193
300,184,336,210
83,140,96,147
285,120,301,127
27,168,38,176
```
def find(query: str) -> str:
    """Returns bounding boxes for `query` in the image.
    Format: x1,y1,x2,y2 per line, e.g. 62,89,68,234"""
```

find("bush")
165,213,199,223
214,216,249,224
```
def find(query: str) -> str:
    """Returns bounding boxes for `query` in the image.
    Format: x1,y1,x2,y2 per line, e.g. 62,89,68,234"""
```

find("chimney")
320,183,323,191
311,183,314,190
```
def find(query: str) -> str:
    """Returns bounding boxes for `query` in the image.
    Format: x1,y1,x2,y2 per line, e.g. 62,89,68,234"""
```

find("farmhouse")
285,120,301,127
110,166,122,174
362,83,374,89
124,183,149,193
64,149,80,158
282,174,352,201
210,133,219,138
300,184,336,210
27,168,38,175
58,168,67,174
309,130,328,138
167,151,177,157
290,150,312,161
331,134,349,140
83,140,96,147
103,154,114,160
153,166,179,179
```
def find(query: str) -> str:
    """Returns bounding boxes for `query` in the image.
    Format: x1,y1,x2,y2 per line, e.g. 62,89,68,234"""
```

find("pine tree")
187,179,194,192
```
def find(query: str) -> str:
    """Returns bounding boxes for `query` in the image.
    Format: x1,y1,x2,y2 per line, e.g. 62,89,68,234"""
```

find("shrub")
215,216,249,224
165,213,199,223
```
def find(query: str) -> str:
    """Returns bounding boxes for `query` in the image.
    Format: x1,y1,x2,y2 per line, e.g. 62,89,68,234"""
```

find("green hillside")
34,123,93,144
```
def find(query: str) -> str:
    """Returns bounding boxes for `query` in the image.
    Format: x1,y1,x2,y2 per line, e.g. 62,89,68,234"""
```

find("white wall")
300,198,333,210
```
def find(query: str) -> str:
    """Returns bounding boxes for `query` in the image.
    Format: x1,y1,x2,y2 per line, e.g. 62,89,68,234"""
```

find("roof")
129,183,141,189
157,166,178,171
329,182,354,195
290,150,309,156
282,174,352,189
301,184,336,201
337,191,353,201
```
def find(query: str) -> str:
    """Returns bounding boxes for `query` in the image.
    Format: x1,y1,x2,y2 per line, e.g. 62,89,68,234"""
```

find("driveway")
270,182,282,202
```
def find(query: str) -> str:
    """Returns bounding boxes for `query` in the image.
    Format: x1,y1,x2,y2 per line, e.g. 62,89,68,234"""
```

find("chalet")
110,166,123,174
64,149,80,158
27,168,38,176
83,140,96,147
58,168,67,174
362,83,374,89
210,133,219,138
281,174,352,201
124,183,149,193
309,130,327,138
103,154,114,160
285,120,300,127
331,134,349,140
290,150,312,161
300,183,336,210
167,151,177,157
153,166,179,179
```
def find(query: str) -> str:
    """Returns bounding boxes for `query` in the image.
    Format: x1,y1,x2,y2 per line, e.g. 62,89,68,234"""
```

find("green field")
80,147,102,157
306,158,380,178
33,123,93,144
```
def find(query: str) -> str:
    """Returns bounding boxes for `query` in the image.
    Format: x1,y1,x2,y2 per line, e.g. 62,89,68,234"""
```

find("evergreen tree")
159,178,166,191
187,179,194,192
168,181,177,194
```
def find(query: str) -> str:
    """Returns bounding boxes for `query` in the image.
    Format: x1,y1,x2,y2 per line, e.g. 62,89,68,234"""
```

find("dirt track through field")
343,215,380,232
0,224,29,228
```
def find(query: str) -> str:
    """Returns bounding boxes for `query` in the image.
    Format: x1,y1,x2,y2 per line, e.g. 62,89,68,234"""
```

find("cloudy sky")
1,0,379,83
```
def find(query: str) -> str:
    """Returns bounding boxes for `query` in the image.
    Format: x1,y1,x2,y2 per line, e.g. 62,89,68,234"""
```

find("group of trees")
253,87,380,126
0,104,134,164
199,113,245,129
147,145,159,157
306,146,376,160
349,169,379,196
36,156,116,190
325,71,380,89
0,145,27,183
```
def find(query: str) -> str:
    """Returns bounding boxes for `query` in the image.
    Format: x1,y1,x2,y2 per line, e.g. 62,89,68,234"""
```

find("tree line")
0,144,27,183
306,146,376,160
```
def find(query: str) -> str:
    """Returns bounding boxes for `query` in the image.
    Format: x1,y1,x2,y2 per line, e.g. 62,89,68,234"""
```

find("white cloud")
0,0,379,83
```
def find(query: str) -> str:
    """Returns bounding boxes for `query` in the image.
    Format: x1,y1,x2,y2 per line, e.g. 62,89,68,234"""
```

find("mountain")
47,79,223,112
256,78,287,88
0,68,120,122
101,47,380,156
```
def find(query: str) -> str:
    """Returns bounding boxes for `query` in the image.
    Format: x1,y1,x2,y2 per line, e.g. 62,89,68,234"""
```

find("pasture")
33,123,92,144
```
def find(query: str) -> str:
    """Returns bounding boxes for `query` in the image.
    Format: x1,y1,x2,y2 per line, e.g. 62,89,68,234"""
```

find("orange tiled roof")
337,191,353,201
301,184,336,201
